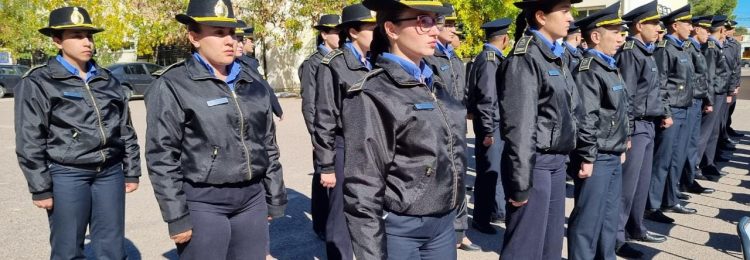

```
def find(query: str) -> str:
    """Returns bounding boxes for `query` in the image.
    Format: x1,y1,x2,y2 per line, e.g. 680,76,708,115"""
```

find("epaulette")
321,49,343,65
578,57,593,72
707,41,717,49
657,40,667,48
623,40,635,50
684,41,692,48
153,61,185,77
513,36,533,55
22,64,46,78
348,68,384,93
486,51,497,62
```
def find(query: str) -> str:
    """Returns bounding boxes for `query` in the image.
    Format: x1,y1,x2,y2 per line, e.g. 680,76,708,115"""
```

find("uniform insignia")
70,7,84,25
623,40,635,50
321,49,343,65
348,68,384,93
152,61,184,77
657,40,667,48
578,57,593,72
707,41,716,49
23,64,47,78
684,41,692,48
547,69,560,76
487,51,496,62
440,64,449,71
214,1,228,17
612,85,624,91
207,97,229,107
413,102,435,110
513,36,532,55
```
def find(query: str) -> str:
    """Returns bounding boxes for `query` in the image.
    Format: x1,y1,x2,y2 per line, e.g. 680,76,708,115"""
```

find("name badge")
651,67,657,72
63,91,84,99
679,58,688,63
413,102,435,110
207,97,229,107
548,69,560,76
612,85,624,91
440,65,449,71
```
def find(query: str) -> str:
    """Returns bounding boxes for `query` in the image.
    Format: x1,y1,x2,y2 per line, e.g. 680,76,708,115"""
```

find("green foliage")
736,26,748,35
689,0,737,16
448,0,520,59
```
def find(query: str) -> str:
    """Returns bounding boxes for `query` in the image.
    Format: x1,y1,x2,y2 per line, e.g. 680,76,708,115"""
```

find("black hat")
363,0,452,15
513,0,582,9
314,14,341,30
574,2,626,31
176,0,243,28
482,18,512,38
711,15,727,28
623,0,660,25
39,7,104,37
660,4,691,24
725,19,738,29
692,15,712,28
568,23,580,34
339,4,376,28
444,3,458,21
243,27,254,35
235,20,247,35
456,22,465,36
658,21,666,32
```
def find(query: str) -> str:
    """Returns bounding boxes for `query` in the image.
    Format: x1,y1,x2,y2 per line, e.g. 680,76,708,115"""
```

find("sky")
736,0,750,28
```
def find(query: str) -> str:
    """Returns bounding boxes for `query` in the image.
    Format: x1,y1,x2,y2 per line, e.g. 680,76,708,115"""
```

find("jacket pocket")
204,146,219,182
60,129,81,164
537,120,555,150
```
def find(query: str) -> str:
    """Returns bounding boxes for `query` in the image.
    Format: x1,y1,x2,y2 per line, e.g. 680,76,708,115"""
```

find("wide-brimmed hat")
363,0,452,15
39,7,104,37
175,0,243,28
314,14,341,30
339,4,376,28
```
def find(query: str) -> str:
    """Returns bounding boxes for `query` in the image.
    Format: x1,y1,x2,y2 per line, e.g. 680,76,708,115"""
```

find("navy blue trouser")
698,94,727,170
680,99,703,187
618,120,656,244
311,169,329,236
47,163,125,260
177,180,268,260
649,107,687,210
385,210,457,260
472,124,506,225
326,136,353,260
567,154,622,260
501,153,567,260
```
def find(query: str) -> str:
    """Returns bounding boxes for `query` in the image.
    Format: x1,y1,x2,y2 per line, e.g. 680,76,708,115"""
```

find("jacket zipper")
423,84,459,207
205,146,219,181
83,81,107,171
230,88,253,178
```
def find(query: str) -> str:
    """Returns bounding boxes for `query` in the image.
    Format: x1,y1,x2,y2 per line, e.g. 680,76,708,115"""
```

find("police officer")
646,5,698,224
235,24,284,120
15,7,141,259
567,4,629,259
696,15,731,179
499,0,579,259
721,20,741,148
564,23,583,72
298,13,341,240
145,1,288,258
615,2,671,257
313,3,375,259
724,20,743,139
465,18,511,235
238,26,261,72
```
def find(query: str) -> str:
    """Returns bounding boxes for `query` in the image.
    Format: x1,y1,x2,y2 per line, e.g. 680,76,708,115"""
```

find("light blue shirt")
665,34,685,47
192,52,242,91
345,42,371,70
381,52,434,88
529,28,565,58
586,48,617,68
56,55,97,82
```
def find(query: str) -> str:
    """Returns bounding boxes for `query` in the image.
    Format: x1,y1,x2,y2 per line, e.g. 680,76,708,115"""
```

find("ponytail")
514,11,528,42
369,4,408,62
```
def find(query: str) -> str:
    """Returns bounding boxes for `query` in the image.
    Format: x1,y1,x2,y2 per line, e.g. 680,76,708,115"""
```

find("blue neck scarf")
628,37,655,52
193,52,242,91
381,52,434,88
346,42,371,70
586,48,617,68
56,55,97,82
530,28,565,58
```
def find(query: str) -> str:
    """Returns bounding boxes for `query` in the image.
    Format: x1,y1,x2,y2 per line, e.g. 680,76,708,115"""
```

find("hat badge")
214,1,229,18
370,11,377,19
70,7,85,25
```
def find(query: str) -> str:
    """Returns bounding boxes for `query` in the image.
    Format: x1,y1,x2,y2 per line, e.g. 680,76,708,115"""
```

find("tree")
689,0,737,16
448,0,520,59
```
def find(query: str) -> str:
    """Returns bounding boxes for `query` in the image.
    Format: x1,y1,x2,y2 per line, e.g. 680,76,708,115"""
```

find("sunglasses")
394,15,446,34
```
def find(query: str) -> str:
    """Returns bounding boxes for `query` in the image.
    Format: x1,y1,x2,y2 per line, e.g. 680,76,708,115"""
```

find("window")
124,64,147,75
145,64,161,74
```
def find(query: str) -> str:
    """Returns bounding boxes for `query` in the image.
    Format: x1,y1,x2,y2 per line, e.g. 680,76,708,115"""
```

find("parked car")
0,64,29,97
107,62,162,99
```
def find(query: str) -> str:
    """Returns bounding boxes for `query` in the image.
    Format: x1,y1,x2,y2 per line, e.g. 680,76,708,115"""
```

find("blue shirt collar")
586,48,617,68
437,41,453,59
345,42,371,70
318,44,331,56
627,37,655,52
381,52,434,87
665,34,684,47
56,55,97,82
688,37,701,48
564,42,578,54
708,36,723,47
192,52,242,91
530,27,565,58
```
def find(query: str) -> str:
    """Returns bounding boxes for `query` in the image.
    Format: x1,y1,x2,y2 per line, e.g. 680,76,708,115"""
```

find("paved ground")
0,97,748,259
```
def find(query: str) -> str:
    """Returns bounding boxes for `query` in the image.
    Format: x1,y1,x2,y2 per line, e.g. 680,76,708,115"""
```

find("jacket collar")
629,37,655,54
584,49,618,71
48,57,109,81
526,31,563,61
185,55,254,84
374,53,444,88
343,42,371,70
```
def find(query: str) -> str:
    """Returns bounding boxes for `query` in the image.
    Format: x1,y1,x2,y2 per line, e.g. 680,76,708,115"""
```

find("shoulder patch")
348,68,385,94
513,36,533,55
22,64,47,78
153,61,185,77
321,49,343,65
623,40,635,50
683,41,692,48
578,57,593,72
486,51,496,62
657,40,667,48
707,41,716,49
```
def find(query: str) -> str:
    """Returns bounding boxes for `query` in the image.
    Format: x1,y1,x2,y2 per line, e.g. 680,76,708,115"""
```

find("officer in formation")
724,20,743,140
564,23,584,73
235,22,284,121
298,13,341,240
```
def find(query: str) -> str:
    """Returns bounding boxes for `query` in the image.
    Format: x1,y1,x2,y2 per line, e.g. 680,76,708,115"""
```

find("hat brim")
175,14,243,28
313,25,338,31
39,26,104,37
363,1,452,15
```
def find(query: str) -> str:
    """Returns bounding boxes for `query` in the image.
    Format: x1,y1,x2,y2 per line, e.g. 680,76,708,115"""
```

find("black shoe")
645,210,674,223
677,192,691,200
727,138,740,145
662,204,697,214
716,156,731,162
729,130,744,138
686,183,715,194
703,167,724,177
694,173,708,180
458,243,481,251
616,243,644,259
634,232,667,243
471,221,497,234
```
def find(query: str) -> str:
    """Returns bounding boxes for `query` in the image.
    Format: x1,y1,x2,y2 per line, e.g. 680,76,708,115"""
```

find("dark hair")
709,26,723,34
316,34,324,46
187,22,202,33
369,5,409,61
338,22,369,48
581,27,604,45
513,3,558,41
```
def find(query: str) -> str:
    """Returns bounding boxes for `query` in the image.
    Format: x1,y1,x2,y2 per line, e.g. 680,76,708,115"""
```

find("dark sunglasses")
393,15,445,33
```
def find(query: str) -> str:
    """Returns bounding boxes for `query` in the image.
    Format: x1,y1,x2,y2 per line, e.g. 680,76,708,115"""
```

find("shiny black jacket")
654,37,694,108
725,37,741,92
14,58,141,200
685,40,713,104
342,55,466,260
313,47,369,173
237,55,283,118
498,33,578,202
564,45,583,73
144,58,287,236
298,46,328,134
616,39,672,120
425,45,466,103
702,38,730,95
572,53,631,161
467,45,503,136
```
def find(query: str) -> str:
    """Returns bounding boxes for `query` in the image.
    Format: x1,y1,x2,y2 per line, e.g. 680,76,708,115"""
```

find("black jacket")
616,38,672,119
237,55,283,118
342,55,466,260
14,58,141,200
313,47,370,173
145,58,287,236
702,37,730,95
298,46,328,134
654,37,694,108
467,45,503,137
498,32,579,202
425,45,466,103
725,37,741,92
572,52,631,161
685,40,713,104
564,45,584,73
